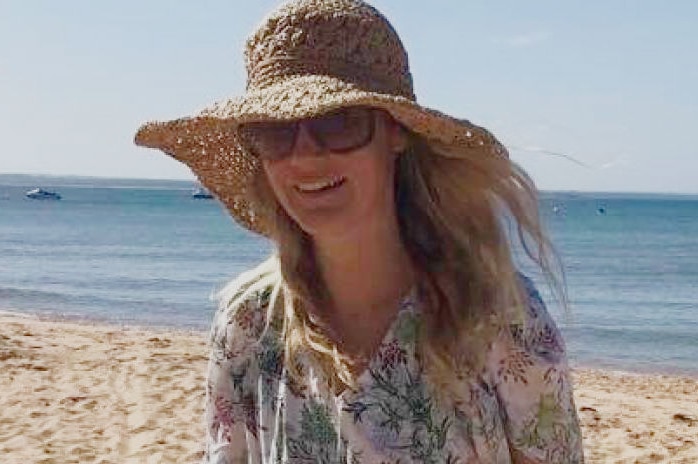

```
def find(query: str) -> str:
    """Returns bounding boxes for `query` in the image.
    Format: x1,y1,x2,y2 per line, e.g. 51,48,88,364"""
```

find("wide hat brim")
135,73,508,237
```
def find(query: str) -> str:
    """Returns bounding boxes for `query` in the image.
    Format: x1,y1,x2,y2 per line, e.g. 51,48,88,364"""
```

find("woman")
135,0,584,462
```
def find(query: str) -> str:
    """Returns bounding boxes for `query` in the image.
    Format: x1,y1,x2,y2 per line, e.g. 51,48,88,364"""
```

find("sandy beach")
1,312,696,464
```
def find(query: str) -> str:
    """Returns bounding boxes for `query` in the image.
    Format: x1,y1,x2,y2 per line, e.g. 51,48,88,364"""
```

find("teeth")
297,176,344,192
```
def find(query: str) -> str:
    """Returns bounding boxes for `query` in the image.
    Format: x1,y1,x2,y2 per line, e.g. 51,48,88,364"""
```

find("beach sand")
1,312,696,463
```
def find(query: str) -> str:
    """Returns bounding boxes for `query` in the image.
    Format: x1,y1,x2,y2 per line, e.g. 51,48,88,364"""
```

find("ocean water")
1,175,697,376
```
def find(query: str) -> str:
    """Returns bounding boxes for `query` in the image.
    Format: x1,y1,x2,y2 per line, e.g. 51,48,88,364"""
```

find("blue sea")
1,174,697,376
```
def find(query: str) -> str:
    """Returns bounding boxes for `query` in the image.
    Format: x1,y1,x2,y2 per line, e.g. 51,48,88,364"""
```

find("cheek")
355,157,397,208
262,163,287,200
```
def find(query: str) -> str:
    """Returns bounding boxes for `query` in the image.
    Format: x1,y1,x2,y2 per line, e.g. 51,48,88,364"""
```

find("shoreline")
2,307,697,379
0,308,210,337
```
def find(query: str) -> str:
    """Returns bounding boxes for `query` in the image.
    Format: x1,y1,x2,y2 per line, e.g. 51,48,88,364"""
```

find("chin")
294,213,362,243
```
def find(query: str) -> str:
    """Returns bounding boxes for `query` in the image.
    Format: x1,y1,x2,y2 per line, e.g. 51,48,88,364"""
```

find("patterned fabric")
202,274,584,463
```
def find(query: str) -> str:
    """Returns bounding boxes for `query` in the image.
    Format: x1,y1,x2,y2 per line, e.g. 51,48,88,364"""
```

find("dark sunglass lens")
239,123,297,160
308,107,374,152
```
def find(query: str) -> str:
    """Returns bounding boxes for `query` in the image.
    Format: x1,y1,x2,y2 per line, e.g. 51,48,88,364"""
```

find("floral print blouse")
202,272,584,463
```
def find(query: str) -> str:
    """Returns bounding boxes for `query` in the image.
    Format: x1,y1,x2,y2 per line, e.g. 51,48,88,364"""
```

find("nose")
289,123,324,160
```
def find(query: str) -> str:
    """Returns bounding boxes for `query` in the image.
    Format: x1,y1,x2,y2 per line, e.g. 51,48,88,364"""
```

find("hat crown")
245,0,415,99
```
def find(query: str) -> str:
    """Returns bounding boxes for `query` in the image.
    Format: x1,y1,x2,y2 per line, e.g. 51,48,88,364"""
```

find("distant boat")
191,187,214,199
26,188,61,200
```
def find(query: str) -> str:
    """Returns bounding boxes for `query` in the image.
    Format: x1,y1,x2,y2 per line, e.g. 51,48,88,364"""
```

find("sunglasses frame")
238,106,378,161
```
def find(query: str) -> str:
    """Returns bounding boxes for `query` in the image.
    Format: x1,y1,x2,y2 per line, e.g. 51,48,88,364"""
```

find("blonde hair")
236,126,564,392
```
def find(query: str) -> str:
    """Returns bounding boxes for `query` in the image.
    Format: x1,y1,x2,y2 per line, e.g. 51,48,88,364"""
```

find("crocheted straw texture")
135,0,507,236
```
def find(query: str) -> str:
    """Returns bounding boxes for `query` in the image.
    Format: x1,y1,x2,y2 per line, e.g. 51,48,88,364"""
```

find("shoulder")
209,255,282,358
509,272,566,364
482,273,568,383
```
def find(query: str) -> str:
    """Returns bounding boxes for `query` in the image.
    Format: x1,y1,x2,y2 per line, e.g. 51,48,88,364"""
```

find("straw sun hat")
134,0,507,236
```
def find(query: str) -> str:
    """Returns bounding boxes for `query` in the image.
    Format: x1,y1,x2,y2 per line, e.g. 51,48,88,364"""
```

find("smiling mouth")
295,176,346,193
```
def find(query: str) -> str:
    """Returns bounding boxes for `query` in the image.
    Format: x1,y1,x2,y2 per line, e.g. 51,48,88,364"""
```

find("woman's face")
261,110,407,242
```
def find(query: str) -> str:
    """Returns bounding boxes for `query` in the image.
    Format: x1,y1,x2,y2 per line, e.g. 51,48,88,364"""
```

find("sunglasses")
238,107,376,161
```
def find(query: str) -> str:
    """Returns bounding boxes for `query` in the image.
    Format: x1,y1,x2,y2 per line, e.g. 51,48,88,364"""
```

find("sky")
1,1,696,193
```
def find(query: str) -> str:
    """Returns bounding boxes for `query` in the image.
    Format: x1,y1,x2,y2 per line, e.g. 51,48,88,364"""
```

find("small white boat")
26,188,61,200
191,187,213,199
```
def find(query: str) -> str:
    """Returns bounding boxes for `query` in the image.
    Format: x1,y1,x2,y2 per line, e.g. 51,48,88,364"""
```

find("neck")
313,214,415,321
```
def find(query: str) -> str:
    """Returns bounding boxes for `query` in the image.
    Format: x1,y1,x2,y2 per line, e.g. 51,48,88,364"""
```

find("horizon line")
0,172,696,197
